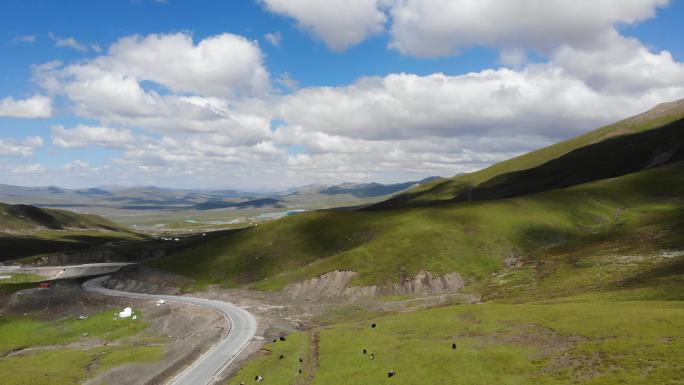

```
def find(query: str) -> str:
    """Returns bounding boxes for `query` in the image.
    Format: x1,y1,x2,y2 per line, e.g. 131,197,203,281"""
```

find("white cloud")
259,0,387,51
0,95,52,118
21,13,684,189
99,32,269,97
11,163,46,174
13,35,37,44
61,159,110,176
0,136,44,157
33,33,273,145
264,32,282,47
387,0,669,57
259,0,668,57
51,125,136,148
276,72,299,91
48,33,90,52
275,34,684,142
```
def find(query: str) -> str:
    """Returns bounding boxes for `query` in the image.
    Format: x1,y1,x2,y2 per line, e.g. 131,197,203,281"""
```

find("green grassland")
0,203,127,232
0,202,145,262
0,229,144,262
153,162,684,292
228,332,313,385
229,300,683,385
0,309,163,385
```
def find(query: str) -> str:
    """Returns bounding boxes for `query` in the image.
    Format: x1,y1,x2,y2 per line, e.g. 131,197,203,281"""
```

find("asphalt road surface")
83,275,257,385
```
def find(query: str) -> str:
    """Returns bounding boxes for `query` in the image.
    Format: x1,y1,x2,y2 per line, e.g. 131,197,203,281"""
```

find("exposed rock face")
283,270,464,301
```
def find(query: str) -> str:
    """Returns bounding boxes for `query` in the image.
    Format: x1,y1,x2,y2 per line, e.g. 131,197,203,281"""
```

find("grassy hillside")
373,98,684,209
0,203,142,261
0,203,126,232
229,300,684,385
153,161,684,292
0,309,162,385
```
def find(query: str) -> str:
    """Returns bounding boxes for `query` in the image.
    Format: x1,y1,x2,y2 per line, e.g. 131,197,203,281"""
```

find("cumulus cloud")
264,32,282,46
259,0,668,57
0,136,44,157
63,159,103,173
259,0,387,51
387,0,669,57
48,33,90,52
51,125,136,148
11,163,46,174
275,34,684,142
99,32,269,97
0,95,52,118
21,10,684,188
33,33,273,144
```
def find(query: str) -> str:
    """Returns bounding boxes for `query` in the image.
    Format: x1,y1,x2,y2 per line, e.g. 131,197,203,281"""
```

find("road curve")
83,275,257,385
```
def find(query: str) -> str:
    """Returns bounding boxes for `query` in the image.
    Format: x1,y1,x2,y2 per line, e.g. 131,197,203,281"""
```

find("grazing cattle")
452,343,457,350
280,336,286,341
299,357,303,363
388,370,396,378
279,354,284,359
363,349,367,354
255,375,264,382
371,323,376,328
273,339,277,343
299,369,302,374
370,353,375,360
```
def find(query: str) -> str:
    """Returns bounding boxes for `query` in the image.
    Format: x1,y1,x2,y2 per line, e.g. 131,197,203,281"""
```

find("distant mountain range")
0,177,440,213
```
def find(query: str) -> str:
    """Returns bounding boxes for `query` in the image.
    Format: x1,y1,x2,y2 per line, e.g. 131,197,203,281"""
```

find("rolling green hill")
0,203,124,232
373,98,684,209
0,203,142,262
154,160,684,294
151,100,684,297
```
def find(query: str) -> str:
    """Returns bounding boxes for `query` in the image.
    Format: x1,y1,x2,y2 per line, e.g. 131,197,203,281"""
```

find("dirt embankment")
102,264,191,295
283,270,465,300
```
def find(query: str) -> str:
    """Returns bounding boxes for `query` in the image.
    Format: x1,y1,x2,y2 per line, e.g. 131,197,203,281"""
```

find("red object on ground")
38,282,50,289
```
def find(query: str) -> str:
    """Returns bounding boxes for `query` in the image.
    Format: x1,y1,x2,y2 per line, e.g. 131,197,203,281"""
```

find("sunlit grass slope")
154,161,684,291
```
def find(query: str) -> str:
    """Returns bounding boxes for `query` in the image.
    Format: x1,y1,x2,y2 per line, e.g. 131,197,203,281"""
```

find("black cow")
388,370,396,378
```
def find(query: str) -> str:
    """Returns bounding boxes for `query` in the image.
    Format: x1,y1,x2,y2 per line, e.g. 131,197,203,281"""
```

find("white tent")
118,307,133,318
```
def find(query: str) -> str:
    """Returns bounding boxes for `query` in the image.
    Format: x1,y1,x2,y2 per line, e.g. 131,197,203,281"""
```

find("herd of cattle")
241,322,458,382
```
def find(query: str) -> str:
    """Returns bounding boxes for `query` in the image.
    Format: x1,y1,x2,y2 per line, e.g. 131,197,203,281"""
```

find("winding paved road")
83,275,257,385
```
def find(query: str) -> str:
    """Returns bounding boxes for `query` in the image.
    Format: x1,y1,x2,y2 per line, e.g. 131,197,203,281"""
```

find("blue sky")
1,0,683,189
